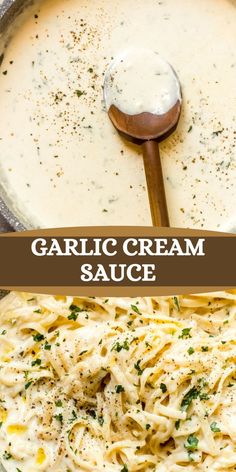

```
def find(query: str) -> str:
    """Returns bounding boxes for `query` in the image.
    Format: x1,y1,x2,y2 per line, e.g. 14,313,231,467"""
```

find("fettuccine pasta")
0,291,236,471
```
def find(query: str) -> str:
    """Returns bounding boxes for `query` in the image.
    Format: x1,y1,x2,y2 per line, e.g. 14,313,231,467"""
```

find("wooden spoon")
108,101,182,226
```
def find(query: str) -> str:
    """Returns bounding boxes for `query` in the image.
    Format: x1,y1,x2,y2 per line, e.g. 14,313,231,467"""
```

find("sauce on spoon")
104,49,181,116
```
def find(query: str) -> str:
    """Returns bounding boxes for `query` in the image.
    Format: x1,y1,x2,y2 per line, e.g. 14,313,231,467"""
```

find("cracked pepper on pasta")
0,291,236,471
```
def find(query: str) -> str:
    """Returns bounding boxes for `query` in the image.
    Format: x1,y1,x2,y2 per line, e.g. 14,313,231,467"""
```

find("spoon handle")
142,140,169,227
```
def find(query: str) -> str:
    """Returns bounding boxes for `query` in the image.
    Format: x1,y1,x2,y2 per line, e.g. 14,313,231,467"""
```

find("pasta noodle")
0,291,236,471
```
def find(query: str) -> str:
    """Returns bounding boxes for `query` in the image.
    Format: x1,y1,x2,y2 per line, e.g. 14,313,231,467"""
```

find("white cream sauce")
104,49,181,116
0,0,236,230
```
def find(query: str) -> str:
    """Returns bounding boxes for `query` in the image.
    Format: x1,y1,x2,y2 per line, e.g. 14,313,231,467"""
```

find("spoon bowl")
108,101,181,142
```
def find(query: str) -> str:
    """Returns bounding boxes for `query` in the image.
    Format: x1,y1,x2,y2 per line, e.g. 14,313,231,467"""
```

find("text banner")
0,227,235,296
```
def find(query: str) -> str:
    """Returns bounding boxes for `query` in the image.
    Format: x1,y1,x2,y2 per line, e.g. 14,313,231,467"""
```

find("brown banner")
0,227,235,296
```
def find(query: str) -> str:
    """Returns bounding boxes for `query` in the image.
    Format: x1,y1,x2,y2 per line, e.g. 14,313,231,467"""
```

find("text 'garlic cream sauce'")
0,0,236,229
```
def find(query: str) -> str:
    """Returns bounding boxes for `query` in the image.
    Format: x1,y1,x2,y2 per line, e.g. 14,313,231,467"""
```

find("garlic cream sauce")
0,0,236,229
104,49,181,116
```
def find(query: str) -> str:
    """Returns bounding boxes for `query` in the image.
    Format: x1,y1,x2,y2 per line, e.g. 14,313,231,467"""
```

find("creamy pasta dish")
0,291,236,471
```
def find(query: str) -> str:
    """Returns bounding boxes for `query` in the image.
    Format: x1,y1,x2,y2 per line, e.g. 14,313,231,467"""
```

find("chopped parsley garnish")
188,347,195,355
112,339,129,352
25,381,33,390
134,360,144,376
69,304,83,312
198,377,208,388
33,333,45,342
69,410,78,423
75,90,84,98
131,304,141,315
179,328,192,339
33,309,42,313
31,359,41,367
175,419,180,430
173,296,180,311
44,342,51,350
68,304,84,321
68,312,79,321
55,400,63,407
1,330,6,335
115,385,125,393
160,383,167,393
0,422,2,428
181,386,199,411
210,421,221,433
54,413,63,423
201,346,209,352
145,424,151,430
185,434,199,452
199,392,209,401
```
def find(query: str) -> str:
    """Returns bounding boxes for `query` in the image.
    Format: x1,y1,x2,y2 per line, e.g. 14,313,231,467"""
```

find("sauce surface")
0,0,236,230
